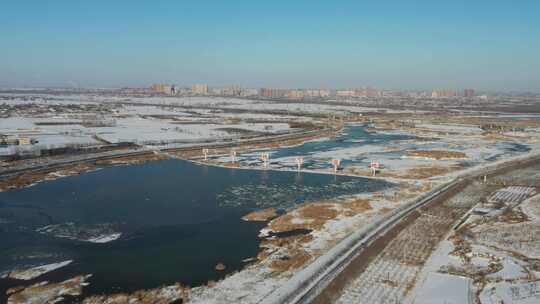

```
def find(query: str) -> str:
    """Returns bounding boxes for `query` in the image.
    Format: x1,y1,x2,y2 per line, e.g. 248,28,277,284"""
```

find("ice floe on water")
217,177,389,210
36,222,121,243
86,233,122,243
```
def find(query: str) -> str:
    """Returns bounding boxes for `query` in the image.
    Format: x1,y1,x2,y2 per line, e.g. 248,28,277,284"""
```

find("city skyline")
1,0,540,92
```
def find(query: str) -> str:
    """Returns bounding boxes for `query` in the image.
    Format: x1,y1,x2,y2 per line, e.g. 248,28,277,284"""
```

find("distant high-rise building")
222,85,241,96
287,90,304,99
365,87,380,98
240,88,258,97
151,84,164,93
463,89,475,98
406,91,429,98
151,84,174,95
354,87,380,98
259,88,286,98
381,90,403,97
192,84,209,95
431,89,457,98
336,90,355,97
305,89,330,98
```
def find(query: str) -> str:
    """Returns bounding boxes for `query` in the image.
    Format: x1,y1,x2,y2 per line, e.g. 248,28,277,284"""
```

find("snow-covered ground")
205,123,540,183
415,123,483,134
1,93,431,115
190,182,428,304
335,187,467,304
0,103,299,153
412,272,472,304
6,274,91,304
2,260,72,280
408,170,540,304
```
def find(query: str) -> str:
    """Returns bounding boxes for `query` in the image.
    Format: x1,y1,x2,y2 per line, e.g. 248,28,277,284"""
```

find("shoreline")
0,125,341,193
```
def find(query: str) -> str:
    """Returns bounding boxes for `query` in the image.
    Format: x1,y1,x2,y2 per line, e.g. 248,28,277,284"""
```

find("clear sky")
1,0,539,91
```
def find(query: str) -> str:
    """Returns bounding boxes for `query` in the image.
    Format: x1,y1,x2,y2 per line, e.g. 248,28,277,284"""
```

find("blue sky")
1,0,539,91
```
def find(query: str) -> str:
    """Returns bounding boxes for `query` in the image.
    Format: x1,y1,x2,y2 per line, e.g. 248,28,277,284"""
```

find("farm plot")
407,164,540,304
487,186,537,206
335,200,468,303
473,222,540,259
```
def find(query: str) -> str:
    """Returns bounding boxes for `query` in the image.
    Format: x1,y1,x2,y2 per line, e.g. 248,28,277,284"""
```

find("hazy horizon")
1,1,539,92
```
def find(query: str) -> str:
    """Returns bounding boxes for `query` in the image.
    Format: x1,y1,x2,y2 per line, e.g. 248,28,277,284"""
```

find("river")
0,154,390,297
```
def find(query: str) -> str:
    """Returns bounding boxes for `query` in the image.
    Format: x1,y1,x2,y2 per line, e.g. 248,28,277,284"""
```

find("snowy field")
1,97,305,154
1,93,430,115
